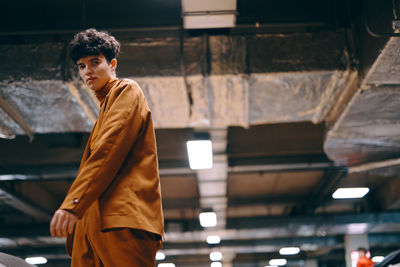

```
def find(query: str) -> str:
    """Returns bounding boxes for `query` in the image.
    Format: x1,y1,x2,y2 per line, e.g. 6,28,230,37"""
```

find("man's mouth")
86,77,96,84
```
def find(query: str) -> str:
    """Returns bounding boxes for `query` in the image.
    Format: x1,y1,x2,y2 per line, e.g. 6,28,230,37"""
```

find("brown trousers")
70,203,162,267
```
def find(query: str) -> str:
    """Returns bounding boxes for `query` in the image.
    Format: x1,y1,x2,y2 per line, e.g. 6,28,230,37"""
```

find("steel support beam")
2,212,400,239
348,158,400,173
0,186,51,221
290,167,347,215
0,161,333,180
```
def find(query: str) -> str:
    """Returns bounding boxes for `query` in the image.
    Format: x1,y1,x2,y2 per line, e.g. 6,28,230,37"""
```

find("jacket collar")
95,78,119,104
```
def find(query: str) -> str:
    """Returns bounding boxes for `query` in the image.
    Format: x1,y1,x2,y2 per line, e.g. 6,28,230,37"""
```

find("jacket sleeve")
60,83,145,217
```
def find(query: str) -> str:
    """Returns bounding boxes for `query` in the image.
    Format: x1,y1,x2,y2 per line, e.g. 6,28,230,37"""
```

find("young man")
50,28,164,266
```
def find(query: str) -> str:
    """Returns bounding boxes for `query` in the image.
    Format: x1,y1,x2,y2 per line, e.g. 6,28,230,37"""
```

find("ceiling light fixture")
332,187,370,199
25,257,47,265
211,262,222,267
186,140,213,169
156,252,166,260
199,211,217,227
279,247,300,255
372,256,384,263
210,251,223,261
207,235,221,244
269,259,287,266
157,264,176,267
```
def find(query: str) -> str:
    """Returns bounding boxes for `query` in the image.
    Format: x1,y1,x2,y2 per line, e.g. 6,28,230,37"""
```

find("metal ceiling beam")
0,161,334,180
289,167,347,215
2,233,400,261
2,212,399,239
0,186,51,221
228,161,333,173
348,158,400,173
224,212,400,236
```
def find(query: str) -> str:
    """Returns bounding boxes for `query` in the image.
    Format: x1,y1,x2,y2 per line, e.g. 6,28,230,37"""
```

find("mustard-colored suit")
59,78,164,266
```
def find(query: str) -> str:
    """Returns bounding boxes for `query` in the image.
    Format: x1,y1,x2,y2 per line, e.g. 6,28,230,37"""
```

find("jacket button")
73,198,79,204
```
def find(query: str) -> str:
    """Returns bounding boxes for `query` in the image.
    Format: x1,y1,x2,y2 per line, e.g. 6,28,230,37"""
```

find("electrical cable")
365,0,400,37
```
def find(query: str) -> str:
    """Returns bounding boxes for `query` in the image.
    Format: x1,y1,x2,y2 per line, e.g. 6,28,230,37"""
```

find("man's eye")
79,65,85,70
92,61,99,65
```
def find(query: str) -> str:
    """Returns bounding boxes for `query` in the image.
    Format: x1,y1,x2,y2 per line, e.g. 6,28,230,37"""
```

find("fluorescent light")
181,0,237,29
210,251,222,261
183,14,236,29
157,264,176,267
186,140,213,169
211,262,222,267
156,252,166,260
279,247,300,255
269,259,287,266
199,211,217,227
207,235,221,244
182,0,236,12
372,256,384,263
25,257,48,265
332,187,370,199
264,266,278,267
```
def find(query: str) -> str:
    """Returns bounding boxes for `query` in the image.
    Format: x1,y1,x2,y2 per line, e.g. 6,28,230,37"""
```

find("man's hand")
50,209,77,238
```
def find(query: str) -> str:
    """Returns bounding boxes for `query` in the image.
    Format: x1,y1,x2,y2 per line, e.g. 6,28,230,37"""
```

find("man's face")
77,54,117,91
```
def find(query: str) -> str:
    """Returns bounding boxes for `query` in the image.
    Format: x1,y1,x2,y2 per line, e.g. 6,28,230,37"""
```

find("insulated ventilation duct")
181,0,237,29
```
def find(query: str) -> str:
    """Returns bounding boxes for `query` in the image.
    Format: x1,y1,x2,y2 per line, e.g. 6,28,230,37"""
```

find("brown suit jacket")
60,78,164,238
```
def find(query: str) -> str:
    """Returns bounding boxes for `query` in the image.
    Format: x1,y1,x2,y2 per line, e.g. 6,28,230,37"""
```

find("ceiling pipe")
348,158,400,173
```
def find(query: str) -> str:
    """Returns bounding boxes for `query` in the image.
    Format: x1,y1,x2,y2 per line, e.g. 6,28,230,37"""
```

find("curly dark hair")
69,28,120,63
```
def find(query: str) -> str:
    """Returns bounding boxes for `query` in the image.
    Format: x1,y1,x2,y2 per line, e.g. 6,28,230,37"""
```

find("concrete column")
221,251,235,267
344,234,369,267
304,259,318,267
197,128,228,229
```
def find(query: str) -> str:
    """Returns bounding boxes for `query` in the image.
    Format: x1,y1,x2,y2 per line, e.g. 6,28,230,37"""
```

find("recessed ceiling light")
332,187,370,199
269,259,287,266
279,247,300,255
186,140,213,169
25,257,47,265
207,235,221,244
199,211,217,227
157,264,176,267
211,262,222,267
156,252,166,260
210,251,222,261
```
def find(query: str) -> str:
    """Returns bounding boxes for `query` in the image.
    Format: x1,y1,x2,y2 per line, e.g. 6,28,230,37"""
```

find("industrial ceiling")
0,0,400,266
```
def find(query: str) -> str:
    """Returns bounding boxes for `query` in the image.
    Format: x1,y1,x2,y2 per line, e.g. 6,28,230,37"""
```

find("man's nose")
84,66,93,75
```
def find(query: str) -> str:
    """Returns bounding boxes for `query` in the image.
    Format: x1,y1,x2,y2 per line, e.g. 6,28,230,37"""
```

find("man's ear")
111,58,117,72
